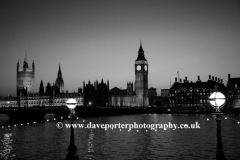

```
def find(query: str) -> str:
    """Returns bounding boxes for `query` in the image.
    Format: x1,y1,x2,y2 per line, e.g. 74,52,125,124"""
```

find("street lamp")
209,91,226,160
209,92,226,112
66,98,79,160
66,98,77,117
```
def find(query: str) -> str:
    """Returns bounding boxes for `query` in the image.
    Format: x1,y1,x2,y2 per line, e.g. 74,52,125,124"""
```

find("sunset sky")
0,0,240,97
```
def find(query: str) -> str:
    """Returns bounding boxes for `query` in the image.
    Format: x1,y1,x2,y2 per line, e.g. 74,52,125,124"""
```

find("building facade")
135,42,149,107
83,79,109,106
109,42,149,107
149,87,157,97
161,89,169,97
109,83,135,107
14,64,82,107
169,75,226,108
226,74,240,108
148,87,157,106
17,85,82,107
0,95,18,108
17,54,35,93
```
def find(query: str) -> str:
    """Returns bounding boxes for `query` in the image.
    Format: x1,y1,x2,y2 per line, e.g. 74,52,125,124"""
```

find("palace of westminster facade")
0,43,149,108
1,43,240,108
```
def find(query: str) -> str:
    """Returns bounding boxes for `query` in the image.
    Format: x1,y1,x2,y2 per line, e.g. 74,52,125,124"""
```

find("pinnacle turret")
57,63,62,78
136,41,146,61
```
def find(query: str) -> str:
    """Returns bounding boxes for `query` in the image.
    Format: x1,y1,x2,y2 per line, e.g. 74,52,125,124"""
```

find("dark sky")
1,0,240,97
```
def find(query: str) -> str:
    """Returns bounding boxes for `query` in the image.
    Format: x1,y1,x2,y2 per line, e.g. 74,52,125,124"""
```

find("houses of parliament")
1,42,240,109
0,43,150,108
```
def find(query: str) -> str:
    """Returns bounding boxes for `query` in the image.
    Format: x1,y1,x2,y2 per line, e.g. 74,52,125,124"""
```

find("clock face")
144,65,147,71
137,65,141,71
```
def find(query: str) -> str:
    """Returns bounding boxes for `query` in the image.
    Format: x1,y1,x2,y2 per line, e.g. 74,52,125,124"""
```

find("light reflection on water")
86,129,94,160
0,132,15,160
0,114,239,159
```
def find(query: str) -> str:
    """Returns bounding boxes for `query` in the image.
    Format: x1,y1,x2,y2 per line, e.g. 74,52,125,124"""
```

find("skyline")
1,0,240,97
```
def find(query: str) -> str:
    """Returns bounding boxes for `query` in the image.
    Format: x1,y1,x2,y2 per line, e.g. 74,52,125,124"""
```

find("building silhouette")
17,54,35,93
169,75,226,108
0,95,17,108
226,74,240,108
1,48,238,110
148,87,157,106
16,64,82,107
55,63,64,93
161,89,169,97
83,79,109,106
109,42,149,107
109,83,135,107
135,42,149,107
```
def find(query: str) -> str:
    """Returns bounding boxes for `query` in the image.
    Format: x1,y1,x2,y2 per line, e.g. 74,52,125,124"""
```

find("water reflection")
85,129,94,160
0,114,239,159
0,133,15,160
215,115,226,160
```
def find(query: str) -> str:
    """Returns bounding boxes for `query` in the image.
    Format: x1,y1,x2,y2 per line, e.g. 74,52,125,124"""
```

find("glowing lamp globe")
209,92,226,108
66,98,77,110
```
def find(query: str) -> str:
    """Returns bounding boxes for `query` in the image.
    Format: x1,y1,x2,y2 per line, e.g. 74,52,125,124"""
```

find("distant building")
161,89,169,97
169,75,226,108
15,64,82,107
109,42,149,107
55,64,64,93
148,87,157,106
17,86,82,107
226,74,240,108
83,81,96,106
0,95,17,108
149,87,157,97
83,79,109,106
109,83,135,107
96,79,109,106
135,42,149,107
17,54,35,93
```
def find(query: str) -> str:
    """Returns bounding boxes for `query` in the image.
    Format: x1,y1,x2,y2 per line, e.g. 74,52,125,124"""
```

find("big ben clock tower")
135,41,149,107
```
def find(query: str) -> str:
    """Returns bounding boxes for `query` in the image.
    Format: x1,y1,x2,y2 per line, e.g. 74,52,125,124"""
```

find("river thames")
0,113,239,160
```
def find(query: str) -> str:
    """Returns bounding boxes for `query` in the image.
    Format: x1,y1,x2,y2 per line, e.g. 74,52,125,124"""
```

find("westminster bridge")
0,106,154,122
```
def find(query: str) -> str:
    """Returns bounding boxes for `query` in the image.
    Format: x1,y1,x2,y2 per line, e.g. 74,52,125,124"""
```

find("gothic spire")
23,50,29,68
32,60,35,68
25,49,27,63
58,63,62,77
139,40,143,52
136,40,146,61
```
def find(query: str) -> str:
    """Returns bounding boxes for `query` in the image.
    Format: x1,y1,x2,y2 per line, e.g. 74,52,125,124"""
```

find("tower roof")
24,50,27,63
138,41,144,52
136,41,147,61
23,50,29,68
58,63,62,74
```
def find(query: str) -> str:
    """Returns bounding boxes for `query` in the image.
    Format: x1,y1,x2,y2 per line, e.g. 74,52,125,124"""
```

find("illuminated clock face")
144,65,147,71
137,65,141,71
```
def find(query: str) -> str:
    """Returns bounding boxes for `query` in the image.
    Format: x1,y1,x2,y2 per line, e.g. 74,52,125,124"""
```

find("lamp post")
209,91,226,160
66,98,79,160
